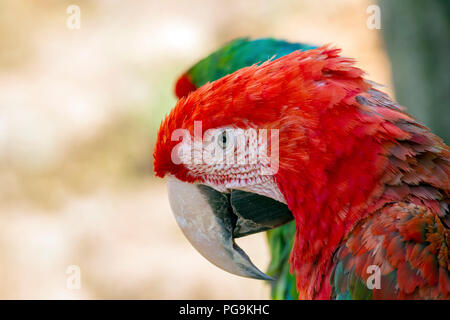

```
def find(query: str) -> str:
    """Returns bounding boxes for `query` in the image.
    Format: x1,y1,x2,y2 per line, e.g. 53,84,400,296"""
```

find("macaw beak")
167,177,293,280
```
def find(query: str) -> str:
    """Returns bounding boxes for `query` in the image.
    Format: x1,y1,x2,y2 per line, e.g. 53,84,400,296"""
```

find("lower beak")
167,177,293,280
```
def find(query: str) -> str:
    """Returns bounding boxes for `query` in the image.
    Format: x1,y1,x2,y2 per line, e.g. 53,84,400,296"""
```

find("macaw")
154,39,450,299
173,38,316,299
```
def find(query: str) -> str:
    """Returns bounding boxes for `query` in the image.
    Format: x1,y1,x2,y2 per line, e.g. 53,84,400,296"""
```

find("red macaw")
173,37,315,299
154,45,450,299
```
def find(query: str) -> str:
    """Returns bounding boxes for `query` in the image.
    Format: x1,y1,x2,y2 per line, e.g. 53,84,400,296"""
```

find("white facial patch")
171,124,284,204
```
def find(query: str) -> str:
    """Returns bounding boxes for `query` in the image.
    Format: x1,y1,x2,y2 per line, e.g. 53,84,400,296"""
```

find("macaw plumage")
173,38,315,300
154,40,450,299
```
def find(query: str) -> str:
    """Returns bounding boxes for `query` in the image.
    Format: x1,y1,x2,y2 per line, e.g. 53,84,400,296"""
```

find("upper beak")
167,177,293,280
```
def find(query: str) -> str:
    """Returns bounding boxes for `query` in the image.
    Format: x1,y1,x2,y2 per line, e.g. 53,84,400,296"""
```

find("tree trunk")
378,0,450,143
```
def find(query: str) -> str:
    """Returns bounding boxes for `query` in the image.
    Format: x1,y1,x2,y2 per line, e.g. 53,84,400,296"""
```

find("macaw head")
154,45,386,282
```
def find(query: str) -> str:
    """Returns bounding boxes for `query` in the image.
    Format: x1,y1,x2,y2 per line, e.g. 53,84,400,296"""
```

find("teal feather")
186,37,316,88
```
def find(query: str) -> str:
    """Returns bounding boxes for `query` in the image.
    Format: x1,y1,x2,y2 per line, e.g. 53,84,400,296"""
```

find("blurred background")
0,0,448,299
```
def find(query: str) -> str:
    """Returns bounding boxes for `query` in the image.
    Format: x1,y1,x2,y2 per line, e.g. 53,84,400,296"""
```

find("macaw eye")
217,131,228,149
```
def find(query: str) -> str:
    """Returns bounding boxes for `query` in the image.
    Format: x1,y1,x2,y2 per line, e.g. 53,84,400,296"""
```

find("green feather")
187,37,316,88
266,221,298,300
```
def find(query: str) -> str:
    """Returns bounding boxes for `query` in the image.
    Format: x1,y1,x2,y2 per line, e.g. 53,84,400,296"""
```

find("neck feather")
275,96,399,299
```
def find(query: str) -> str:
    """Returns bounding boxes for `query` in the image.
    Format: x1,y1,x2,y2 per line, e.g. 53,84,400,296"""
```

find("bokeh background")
0,0,448,299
